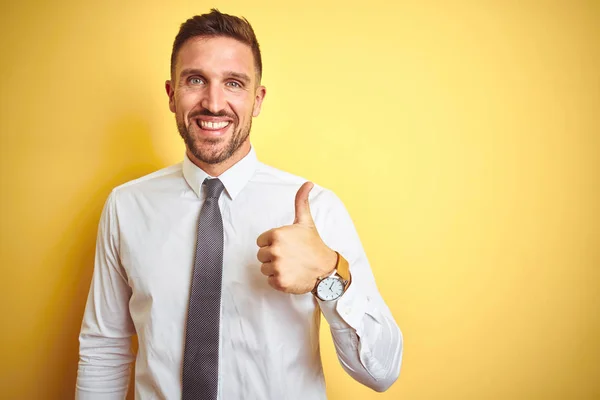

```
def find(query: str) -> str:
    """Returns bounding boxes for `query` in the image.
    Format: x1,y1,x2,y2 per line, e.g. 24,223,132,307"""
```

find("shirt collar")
182,146,259,200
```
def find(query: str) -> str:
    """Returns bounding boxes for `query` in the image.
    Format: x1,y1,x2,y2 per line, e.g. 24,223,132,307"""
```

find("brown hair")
170,9,263,82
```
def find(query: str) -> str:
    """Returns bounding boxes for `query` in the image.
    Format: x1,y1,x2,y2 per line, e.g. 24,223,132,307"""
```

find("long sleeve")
76,191,136,399
315,190,403,392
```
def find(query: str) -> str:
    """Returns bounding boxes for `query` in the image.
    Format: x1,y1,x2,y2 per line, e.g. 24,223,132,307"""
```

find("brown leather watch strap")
334,251,351,289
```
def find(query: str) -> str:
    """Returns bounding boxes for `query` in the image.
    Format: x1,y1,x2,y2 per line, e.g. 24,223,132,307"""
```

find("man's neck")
186,140,251,177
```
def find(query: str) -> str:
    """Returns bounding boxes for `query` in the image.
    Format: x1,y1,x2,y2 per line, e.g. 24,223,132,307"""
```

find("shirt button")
345,308,352,315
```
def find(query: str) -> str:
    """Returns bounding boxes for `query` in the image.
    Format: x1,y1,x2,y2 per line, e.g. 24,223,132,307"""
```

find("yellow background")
1,0,598,399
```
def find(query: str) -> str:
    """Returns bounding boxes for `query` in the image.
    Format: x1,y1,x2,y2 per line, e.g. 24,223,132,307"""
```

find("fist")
256,182,338,294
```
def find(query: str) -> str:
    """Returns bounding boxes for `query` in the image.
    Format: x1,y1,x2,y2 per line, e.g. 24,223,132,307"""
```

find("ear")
165,80,176,113
252,85,267,117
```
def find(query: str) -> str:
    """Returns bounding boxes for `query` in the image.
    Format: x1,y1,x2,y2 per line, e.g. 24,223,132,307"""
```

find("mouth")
193,118,232,136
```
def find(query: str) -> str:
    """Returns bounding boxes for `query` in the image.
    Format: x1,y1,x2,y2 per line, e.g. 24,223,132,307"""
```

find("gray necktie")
182,178,225,400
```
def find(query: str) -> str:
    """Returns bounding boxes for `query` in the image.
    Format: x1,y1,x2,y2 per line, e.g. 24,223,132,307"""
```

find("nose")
201,83,226,114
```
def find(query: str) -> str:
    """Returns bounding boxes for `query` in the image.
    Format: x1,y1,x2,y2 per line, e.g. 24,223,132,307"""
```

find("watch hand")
329,281,334,290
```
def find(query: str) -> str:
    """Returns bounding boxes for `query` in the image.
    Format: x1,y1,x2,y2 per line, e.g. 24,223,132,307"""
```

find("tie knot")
203,178,225,199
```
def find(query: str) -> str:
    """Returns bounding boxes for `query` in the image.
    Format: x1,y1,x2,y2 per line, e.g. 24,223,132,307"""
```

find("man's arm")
316,190,403,392
76,191,136,399
255,183,403,391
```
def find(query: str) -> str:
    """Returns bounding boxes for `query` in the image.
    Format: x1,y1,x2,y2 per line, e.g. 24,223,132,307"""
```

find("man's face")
166,36,266,166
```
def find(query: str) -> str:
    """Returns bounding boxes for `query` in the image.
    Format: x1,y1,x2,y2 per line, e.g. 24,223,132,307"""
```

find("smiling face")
166,36,266,173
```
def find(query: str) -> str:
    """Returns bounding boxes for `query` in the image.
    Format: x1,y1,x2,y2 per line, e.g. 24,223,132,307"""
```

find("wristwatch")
312,252,351,301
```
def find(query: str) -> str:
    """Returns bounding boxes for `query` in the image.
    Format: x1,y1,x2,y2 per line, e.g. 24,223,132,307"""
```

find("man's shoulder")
111,162,184,196
253,161,307,186
252,161,343,206
254,162,333,198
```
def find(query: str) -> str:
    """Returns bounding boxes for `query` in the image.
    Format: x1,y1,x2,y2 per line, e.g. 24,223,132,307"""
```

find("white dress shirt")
76,146,403,399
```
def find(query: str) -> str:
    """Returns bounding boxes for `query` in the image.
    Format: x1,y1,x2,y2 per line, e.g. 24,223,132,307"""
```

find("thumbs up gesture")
256,182,338,294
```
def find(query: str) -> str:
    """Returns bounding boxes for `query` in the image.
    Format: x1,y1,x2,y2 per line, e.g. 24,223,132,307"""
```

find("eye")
226,81,242,88
189,77,204,85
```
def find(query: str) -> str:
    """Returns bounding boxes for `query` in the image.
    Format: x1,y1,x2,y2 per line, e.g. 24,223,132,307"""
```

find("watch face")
316,277,344,301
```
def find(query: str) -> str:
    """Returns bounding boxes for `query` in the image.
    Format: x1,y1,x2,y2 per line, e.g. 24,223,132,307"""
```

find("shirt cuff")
317,277,369,333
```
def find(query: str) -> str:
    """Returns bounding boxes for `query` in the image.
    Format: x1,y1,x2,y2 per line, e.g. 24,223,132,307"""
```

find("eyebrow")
179,68,251,85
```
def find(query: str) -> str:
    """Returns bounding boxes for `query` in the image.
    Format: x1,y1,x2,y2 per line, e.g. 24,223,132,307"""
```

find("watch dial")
317,277,344,301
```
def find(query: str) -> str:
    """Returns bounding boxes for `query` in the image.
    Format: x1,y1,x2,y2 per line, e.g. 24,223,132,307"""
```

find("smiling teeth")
200,120,230,129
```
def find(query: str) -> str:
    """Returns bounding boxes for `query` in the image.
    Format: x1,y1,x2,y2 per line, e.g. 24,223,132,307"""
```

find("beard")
177,110,252,165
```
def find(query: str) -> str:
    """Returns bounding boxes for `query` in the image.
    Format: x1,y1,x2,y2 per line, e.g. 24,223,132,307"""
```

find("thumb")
294,181,315,225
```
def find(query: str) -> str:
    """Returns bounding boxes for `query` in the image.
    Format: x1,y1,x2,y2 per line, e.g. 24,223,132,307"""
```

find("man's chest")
117,194,318,341
118,195,296,297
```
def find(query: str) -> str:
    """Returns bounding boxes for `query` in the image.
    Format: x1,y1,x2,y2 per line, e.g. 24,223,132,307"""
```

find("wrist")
311,251,352,301
334,252,351,289
325,249,338,275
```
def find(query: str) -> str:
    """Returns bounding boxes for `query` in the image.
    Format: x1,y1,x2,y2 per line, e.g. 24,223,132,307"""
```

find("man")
76,9,402,400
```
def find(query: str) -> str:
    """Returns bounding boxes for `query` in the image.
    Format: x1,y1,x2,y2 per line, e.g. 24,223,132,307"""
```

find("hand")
256,182,338,294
